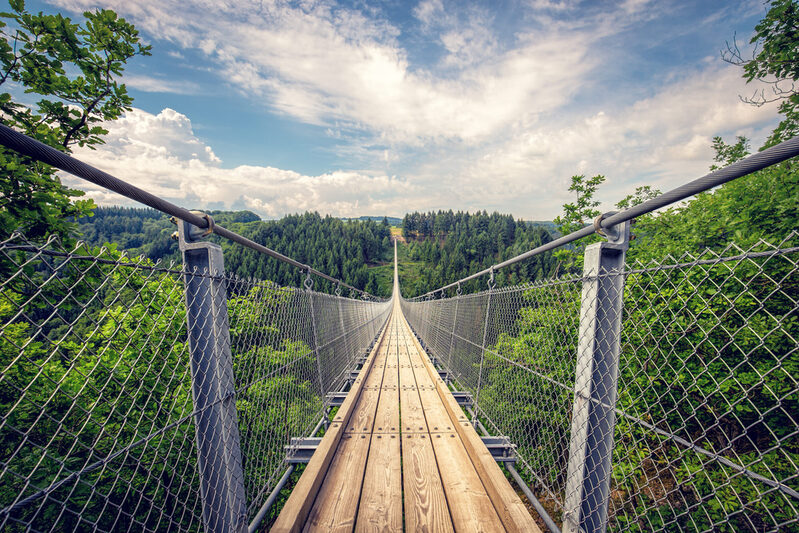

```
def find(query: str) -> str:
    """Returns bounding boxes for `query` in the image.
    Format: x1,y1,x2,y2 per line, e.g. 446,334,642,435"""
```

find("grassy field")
394,238,426,297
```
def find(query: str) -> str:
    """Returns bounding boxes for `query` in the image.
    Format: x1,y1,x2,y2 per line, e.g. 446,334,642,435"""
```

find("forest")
0,0,797,531
76,207,394,297
398,210,558,297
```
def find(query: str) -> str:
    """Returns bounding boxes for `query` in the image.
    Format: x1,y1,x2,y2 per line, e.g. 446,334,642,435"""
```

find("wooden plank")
405,320,542,533
402,433,454,533
355,434,402,532
400,385,428,434
397,351,416,386
363,353,385,389
373,385,399,433
303,434,372,532
417,389,455,433
409,353,435,386
430,432,505,532
346,389,381,433
271,319,391,533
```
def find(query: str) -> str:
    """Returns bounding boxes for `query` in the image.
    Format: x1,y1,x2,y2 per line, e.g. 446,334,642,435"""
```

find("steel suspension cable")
0,124,373,297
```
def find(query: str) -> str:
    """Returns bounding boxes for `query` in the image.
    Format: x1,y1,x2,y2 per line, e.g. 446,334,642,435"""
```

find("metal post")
306,272,326,400
335,284,351,365
563,216,630,533
177,215,247,533
472,269,495,423
446,284,461,371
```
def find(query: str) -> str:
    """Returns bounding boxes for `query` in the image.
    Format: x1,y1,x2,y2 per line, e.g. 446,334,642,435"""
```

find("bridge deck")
272,310,540,530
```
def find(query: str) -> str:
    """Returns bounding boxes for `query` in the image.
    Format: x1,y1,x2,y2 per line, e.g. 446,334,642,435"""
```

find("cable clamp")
593,212,609,237
488,267,496,290
201,213,215,236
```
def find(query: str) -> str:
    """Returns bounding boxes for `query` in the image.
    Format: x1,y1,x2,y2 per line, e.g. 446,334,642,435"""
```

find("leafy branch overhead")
722,0,799,146
0,0,150,242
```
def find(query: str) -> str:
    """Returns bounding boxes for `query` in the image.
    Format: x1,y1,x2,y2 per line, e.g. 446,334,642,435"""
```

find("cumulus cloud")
66,108,415,218
52,0,596,145
50,0,782,221
432,65,780,217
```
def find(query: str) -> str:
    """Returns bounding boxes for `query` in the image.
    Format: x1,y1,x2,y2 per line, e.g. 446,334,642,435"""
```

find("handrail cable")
0,124,374,297
423,135,799,296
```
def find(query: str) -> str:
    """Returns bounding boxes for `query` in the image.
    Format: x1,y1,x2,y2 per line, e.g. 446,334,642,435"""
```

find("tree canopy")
0,0,150,241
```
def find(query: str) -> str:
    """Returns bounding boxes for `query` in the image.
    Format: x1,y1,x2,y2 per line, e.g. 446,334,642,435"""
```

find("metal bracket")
593,212,630,250
285,435,516,464
451,391,474,408
325,391,349,407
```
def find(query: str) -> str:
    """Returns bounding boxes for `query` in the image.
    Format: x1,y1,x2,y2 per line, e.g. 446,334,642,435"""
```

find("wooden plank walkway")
272,242,541,533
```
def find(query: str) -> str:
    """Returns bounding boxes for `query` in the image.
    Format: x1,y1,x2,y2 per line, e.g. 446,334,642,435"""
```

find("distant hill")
397,210,558,296
342,215,402,226
522,220,559,235
75,206,393,297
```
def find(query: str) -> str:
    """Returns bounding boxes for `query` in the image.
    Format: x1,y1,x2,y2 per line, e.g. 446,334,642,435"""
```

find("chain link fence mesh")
0,233,390,532
402,232,798,532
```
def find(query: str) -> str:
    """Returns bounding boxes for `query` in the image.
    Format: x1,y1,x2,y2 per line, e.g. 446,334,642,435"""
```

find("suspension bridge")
0,124,797,533
271,242,540,532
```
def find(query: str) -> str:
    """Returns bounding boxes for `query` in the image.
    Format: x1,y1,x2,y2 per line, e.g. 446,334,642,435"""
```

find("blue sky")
28,0,781,219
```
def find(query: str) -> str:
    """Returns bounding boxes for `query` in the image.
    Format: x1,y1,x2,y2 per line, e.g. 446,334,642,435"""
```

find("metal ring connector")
456,282,462,296
593,213,608,237
303,267,313,290
201,213,215,236
488,267,496,290
335,283,342,297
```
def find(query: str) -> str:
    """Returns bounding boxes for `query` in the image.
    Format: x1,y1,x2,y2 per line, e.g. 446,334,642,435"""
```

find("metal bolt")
170,231,179,241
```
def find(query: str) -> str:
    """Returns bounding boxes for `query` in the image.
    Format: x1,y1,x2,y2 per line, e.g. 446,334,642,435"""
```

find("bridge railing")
0,124,392,532
0,232,390,532
402,234,798,532
401,137,799,533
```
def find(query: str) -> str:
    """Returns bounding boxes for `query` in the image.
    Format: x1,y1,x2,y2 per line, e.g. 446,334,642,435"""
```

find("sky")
27,0,783,220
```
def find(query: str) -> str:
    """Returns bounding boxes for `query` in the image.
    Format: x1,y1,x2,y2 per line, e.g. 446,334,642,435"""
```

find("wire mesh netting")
0,233,390,532
401,232,799,533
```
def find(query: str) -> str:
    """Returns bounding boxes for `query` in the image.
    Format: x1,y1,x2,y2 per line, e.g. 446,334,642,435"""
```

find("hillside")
76,207,394,298
398,210,558,297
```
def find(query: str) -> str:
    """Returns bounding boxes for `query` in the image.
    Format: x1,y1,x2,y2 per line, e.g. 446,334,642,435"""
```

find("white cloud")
50,0,783,222
430,65,780,218
66,108,415,218
123,74,200,94
52,0,595,145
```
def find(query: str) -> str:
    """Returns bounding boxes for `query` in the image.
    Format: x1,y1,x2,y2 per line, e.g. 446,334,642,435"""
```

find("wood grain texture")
271,317,390,533
405,318,542,533
417,389,455,433
373,385,400,433
355,434,402,532
430,432,505,532
399,386,428,434
411,361,435,386
364,350,386,389
346,389,381,434
402,434,454,533
304,434,372,533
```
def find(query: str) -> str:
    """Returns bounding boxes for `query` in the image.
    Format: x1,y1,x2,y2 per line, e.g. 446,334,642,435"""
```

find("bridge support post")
563,216,630,533
472,270,495,424
305,274,326,400
446,284,461,372
177,216,247,533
